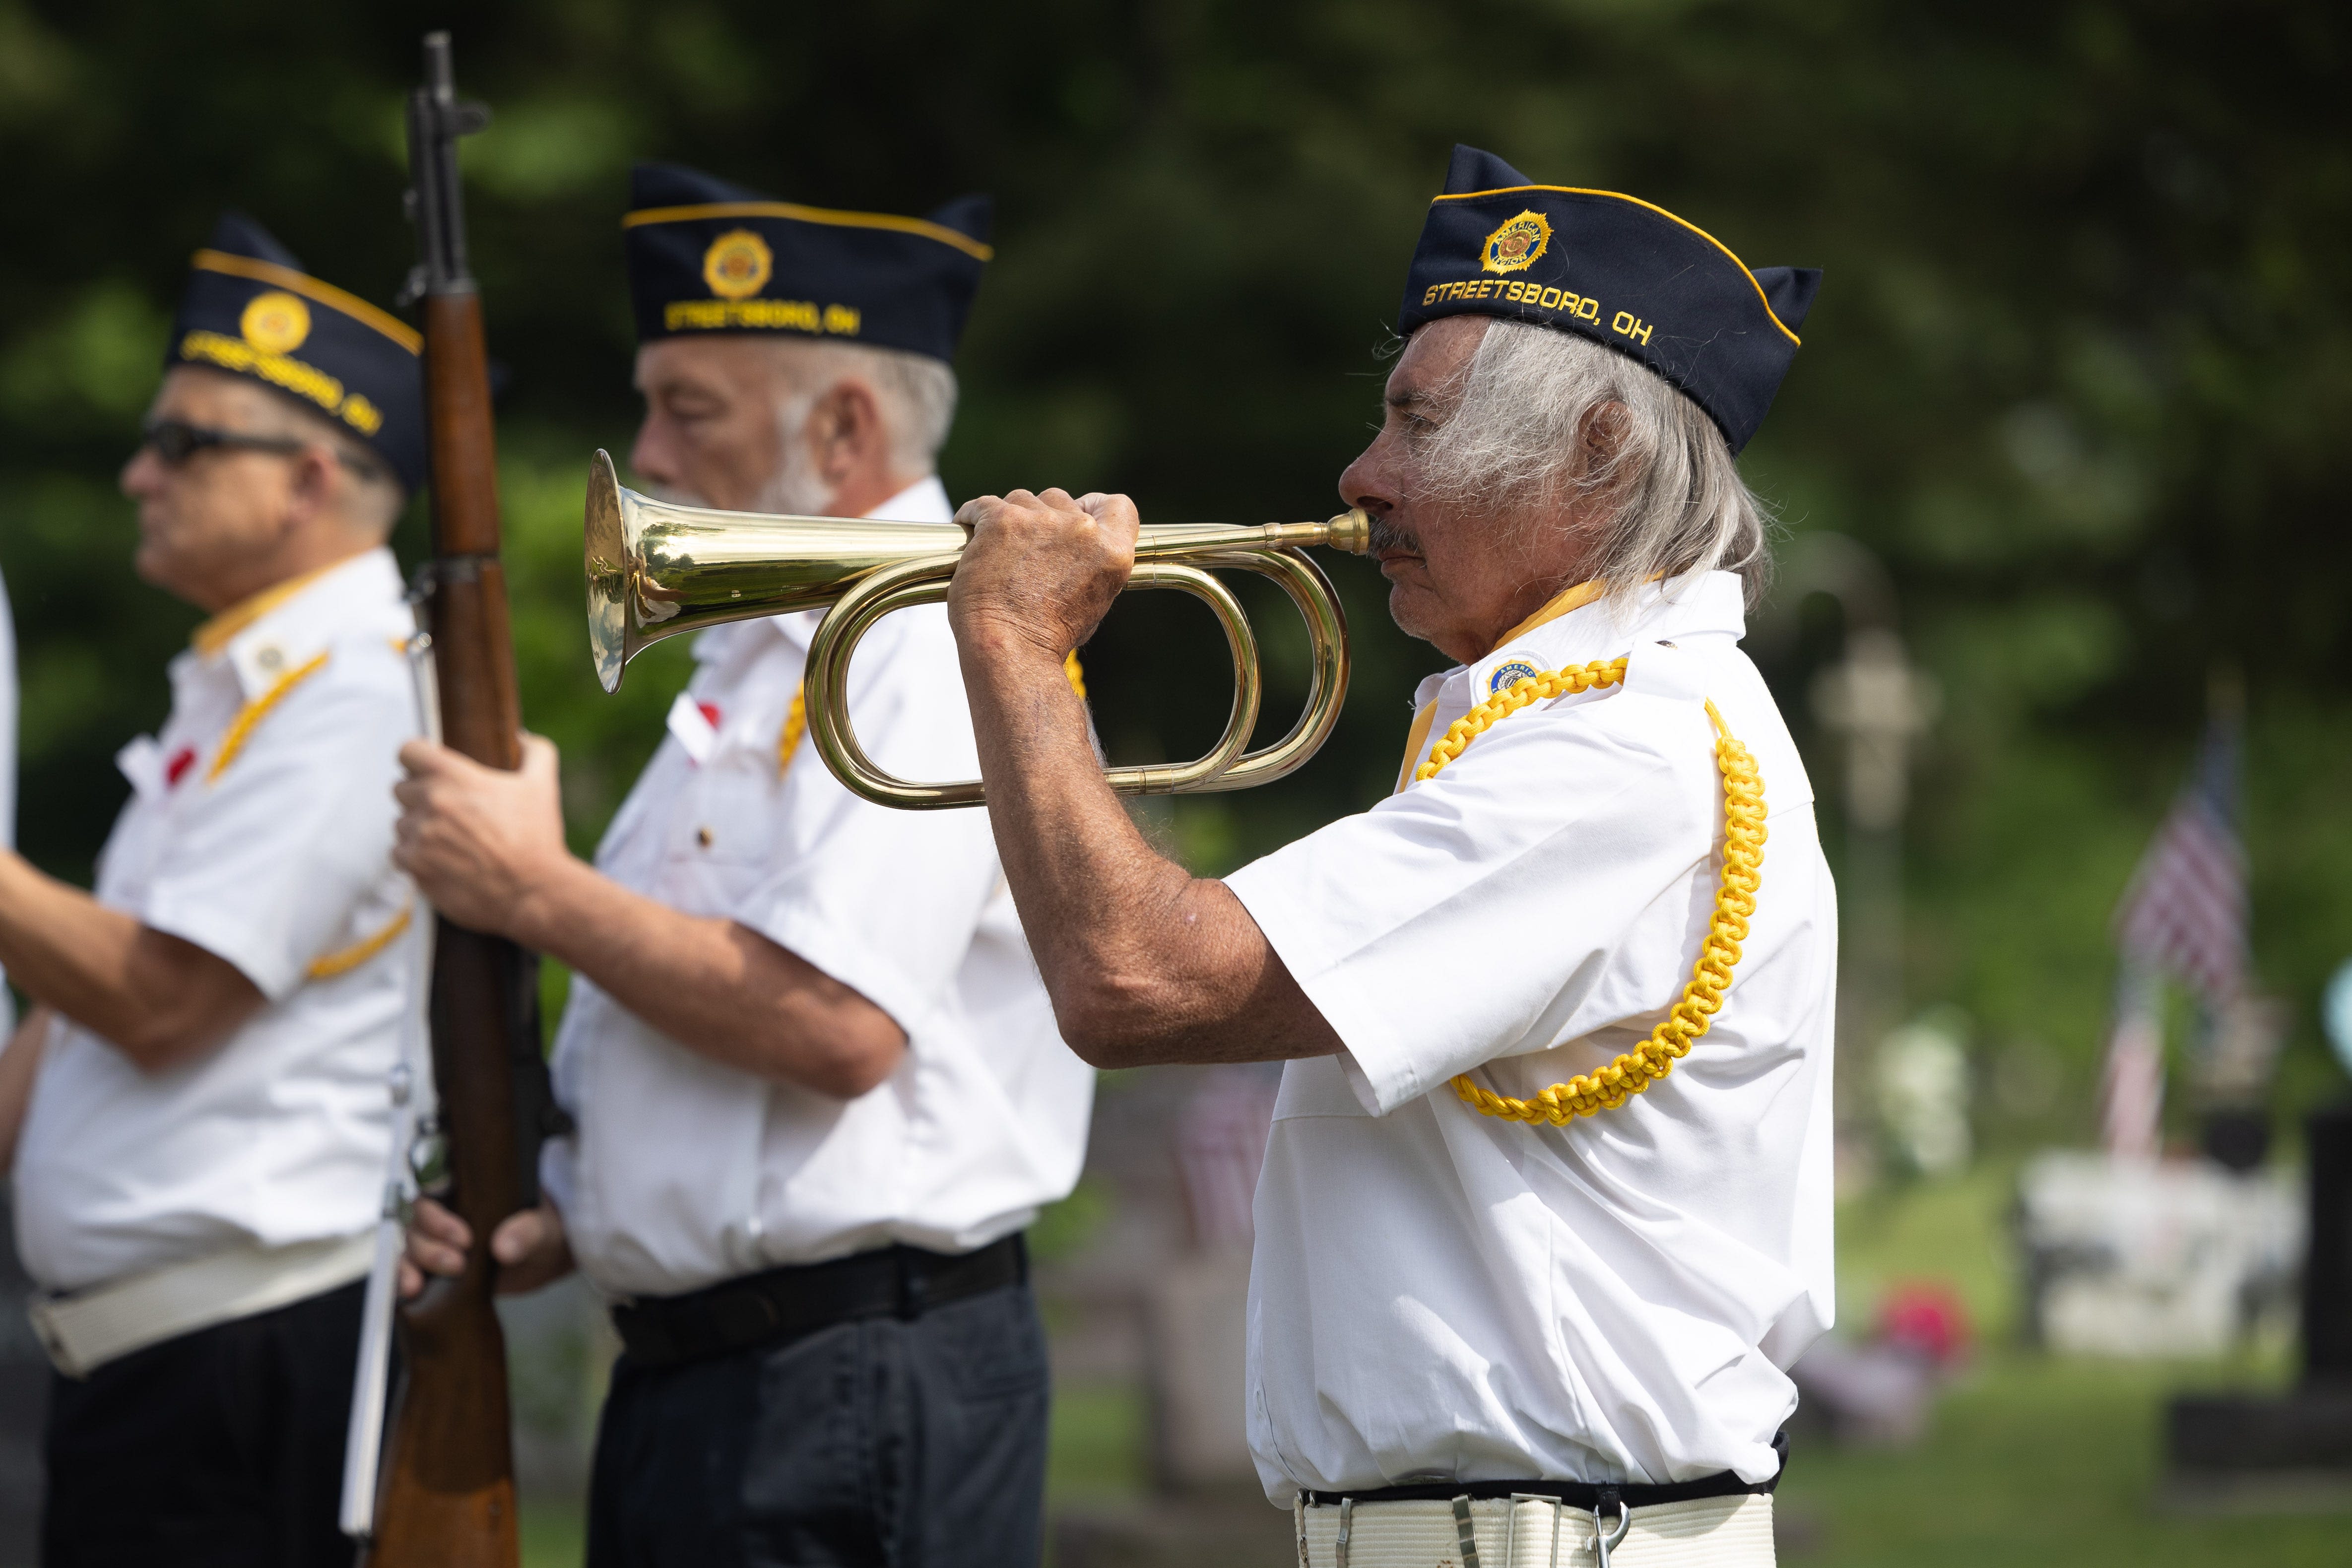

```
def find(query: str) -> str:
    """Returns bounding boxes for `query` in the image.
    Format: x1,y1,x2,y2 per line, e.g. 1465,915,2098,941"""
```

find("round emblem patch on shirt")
240,291,312,355
1479,210,1551,275
1488,656,1543,694
702,229,774,301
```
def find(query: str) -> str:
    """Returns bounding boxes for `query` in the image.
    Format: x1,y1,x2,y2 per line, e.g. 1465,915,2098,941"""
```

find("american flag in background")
2113,715,2247,1005
2097,970,2166,1161
2098,712,2247,1158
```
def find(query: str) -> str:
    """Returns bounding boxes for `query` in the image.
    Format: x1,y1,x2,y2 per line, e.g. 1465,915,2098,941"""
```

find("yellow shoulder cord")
1413,657,1768,1124
206,651,332,784
777,686,810,775
306,904,414,981
775,650,1089,779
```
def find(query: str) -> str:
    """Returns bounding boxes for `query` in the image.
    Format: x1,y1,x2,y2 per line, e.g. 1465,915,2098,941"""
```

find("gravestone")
2164,1105,2352,1507
2017,1151,2299,1356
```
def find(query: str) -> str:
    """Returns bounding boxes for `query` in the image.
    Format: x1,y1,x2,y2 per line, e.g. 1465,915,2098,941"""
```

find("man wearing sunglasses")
0,214,427,1567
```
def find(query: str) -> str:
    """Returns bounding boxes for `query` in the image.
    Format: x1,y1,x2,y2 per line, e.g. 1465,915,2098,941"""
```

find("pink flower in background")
1877,1281,1972,1369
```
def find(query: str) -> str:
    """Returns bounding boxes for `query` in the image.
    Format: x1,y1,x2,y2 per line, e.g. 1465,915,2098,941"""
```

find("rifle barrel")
359,31,529,1568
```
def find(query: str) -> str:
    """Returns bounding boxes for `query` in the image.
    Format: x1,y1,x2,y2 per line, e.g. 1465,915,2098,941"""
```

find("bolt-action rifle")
348,31,556,1568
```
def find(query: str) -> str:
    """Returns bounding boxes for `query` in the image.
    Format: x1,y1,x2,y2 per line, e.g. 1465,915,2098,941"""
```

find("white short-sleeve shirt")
1225,570,1838,1503
13,549,420,1293
542,477,1095,1299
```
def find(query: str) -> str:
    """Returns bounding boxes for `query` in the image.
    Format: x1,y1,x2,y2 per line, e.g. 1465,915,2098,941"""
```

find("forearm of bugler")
508,856,905,1099
958,627,1339,1067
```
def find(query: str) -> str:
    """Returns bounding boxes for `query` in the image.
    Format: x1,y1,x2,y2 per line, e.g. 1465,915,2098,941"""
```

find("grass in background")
1047,1382,1152,1510
1836,1160,2020,1338
1777,1353,2344,1567
521,1503,584,1568
1787,1159,2340,1564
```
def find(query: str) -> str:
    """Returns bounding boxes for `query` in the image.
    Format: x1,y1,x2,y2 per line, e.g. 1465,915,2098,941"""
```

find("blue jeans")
587,1278,1050,1568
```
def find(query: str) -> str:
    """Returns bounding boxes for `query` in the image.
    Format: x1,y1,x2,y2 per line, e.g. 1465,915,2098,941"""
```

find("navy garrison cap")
623,163,992,363
1399,146,1820,454
167,214,426,492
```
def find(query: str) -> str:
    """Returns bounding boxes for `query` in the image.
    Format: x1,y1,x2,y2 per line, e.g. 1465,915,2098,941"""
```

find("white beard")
636,393,841,518
752,392,837,518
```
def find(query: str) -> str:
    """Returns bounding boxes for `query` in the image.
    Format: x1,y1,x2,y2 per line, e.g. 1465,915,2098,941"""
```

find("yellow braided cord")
305,904,413,980
1063,650,1088,701
1413,657,1630,783
777,686,809,775
1417,662,1769,1124
206,651,331,783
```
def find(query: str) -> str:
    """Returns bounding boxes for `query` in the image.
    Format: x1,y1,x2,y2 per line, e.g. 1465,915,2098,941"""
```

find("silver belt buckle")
1592,1489,1631,1568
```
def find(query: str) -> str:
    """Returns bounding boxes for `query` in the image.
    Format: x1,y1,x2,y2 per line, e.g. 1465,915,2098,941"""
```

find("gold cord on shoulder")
305,904,413,981
1412,659,1768,1124
777,686,809,775
206,652,332,784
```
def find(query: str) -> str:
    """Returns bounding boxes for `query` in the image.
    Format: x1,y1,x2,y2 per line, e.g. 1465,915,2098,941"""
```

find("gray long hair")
1418,319,1774,607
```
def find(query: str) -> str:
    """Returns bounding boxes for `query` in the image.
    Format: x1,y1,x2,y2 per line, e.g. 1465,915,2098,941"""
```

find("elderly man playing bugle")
944,145,1835,1567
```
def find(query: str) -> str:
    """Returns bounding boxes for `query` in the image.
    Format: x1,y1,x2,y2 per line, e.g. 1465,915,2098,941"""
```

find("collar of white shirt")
176,548,408,702
1438,570,1747,706
1393,571,1749,791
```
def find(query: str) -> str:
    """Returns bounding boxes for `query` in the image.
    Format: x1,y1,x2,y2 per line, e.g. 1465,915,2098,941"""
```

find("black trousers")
588,1277,1051,1568
42,1278,365,1568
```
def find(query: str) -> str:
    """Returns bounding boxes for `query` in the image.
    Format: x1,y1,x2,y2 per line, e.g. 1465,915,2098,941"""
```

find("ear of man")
227,379,408,540
768,337,958,499
805,376,887,489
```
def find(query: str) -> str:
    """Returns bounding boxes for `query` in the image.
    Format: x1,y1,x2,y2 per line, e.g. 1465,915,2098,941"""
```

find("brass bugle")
584,449,1370,810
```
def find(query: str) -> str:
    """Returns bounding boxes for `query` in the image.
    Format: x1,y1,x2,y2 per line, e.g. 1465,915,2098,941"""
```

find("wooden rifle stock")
362,32,531,1568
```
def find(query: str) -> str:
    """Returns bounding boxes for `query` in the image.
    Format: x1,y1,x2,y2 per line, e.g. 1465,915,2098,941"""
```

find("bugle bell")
584,449,1369,810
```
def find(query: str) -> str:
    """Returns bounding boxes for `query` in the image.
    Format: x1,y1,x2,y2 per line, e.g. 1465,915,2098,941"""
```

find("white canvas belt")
26,1231,376,1378
1293,1491,1774,1568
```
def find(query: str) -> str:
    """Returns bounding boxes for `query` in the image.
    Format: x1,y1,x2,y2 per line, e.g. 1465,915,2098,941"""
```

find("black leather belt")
1301,1430,1787,1511
610,1234,1027,1370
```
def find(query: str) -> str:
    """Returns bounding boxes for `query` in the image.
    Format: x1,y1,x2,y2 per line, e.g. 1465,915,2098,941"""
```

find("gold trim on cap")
1430,185,1801,346
622,200,994,262
190,251,423,354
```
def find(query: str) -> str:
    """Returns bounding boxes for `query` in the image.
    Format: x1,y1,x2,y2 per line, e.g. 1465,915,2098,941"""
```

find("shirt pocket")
652,755,786,914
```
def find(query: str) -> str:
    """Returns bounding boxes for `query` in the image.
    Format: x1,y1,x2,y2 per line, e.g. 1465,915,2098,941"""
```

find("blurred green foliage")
1,0,2346,1147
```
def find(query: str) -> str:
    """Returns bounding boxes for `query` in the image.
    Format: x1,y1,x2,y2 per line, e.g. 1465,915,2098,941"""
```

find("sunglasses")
138,419,311,467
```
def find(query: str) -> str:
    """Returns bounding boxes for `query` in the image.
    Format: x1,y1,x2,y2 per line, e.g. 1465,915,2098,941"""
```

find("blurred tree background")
1,0,2346,1155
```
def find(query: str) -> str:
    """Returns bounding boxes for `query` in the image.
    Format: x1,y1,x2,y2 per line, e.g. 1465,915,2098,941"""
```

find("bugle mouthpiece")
1324,508,1373,555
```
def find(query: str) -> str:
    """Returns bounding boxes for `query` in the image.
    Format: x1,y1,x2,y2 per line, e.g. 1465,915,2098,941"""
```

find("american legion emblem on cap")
168,213,427,492
1399,146,1821,454
623,163,993,364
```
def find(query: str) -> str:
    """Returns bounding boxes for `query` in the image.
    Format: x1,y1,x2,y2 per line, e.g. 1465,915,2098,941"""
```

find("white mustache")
1368,516,1423,556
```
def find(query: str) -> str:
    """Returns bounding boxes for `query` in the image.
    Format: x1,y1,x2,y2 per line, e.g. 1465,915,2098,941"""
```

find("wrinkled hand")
393,734,570,940
398,1194,574,1299
949,488,1138,661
